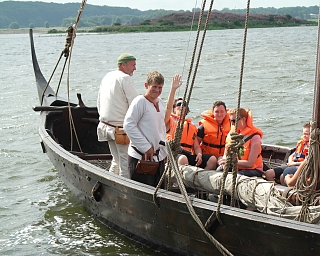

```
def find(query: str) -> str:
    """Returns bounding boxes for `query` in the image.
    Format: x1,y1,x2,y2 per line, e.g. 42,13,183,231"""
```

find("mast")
316,59,320,190
315,12,320,190
316,61,320,128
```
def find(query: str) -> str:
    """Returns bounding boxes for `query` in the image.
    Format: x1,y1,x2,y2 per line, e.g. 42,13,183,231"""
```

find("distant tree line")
221,6,318,20
87,12,315,34
0,1,177,29
0,1,318,29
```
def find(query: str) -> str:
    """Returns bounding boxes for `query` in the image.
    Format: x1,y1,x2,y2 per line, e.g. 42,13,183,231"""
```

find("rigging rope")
155,1,233,254
171,0,215,159
289,3,320,222
214,0,251,224
294,124,320,223
159,4,200,191
65,0,87,152
40,1,87,152
165,143,233,256
181,0,199,79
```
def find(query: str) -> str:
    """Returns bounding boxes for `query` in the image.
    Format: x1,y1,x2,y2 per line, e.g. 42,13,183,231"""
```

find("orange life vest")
198,109,230,156
293,139,309,162
166,113,197,153
237,110,263,171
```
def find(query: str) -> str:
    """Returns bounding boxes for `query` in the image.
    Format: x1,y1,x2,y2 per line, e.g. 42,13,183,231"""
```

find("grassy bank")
1,20,317,35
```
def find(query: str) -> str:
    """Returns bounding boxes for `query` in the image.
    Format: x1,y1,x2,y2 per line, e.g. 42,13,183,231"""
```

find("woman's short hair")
229,108,248,118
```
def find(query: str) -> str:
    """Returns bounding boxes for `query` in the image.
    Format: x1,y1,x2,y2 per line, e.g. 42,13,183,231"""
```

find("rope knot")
62,25,75,58
168,139,181,158
228,132,244,159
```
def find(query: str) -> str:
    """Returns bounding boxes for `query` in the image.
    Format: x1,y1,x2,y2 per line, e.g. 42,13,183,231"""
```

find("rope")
290,4,320,223
171,0,215,160
152,1,233,254
181,0,198,79
207,132,244,225
294,124,320,223
215,0,251,223
165,142,233,256
40,18,77,105
39,1,87,153
65,0,87,152
170,0,208,158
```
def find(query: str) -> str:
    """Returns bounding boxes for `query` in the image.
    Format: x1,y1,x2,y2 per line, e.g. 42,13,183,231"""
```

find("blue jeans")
282,166,298,186
238,169,263,177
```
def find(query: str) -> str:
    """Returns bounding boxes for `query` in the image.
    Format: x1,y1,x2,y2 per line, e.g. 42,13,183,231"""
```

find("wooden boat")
29,22,320,256
29,30,320,256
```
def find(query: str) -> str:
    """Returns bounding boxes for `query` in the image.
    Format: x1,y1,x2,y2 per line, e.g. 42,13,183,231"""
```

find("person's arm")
165,75,182,130
124,97,152,154
197,125,204,144
287,152,301,166
238,136,261,169
285,160,306,187
192,135,203,166
122,76,139,105
97,89,101,114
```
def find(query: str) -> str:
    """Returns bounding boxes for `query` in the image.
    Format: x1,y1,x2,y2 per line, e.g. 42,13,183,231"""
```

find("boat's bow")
29,29,57,106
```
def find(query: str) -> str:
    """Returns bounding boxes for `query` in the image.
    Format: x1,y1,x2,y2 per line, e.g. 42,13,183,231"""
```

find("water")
0,26,318,255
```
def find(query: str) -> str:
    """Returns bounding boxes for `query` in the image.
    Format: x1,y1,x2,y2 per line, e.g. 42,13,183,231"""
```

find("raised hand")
171,74,182,90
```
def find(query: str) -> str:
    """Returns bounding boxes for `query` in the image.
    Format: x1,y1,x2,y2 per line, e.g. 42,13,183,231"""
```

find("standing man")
124,70,167,187
97,53,138,178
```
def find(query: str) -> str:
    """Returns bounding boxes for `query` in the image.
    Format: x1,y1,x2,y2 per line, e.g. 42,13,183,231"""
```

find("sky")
2,0,319,11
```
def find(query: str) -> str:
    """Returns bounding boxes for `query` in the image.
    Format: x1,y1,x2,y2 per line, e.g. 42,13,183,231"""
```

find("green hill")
0,1,176,29
0,1,318,30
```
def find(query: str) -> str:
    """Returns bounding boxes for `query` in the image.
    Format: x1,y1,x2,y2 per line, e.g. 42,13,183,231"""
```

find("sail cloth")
176,165,320,224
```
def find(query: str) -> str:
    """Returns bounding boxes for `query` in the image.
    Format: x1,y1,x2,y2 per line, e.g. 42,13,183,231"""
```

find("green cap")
117,53,136,64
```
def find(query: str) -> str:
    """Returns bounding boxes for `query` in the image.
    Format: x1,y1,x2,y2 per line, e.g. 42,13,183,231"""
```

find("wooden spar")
316,54,320,128
314,11,320,127
314,35,320,190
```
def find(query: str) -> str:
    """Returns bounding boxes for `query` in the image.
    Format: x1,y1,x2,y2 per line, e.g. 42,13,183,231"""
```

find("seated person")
218,108,264,177
164,77,216,169
284,159,307,187
197,101,231,162
265,122,310,184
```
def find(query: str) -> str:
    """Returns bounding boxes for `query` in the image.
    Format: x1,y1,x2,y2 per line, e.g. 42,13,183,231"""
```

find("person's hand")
144,147,155,161
218,157,226,166
171,74,182,90
287,162,300,167
285,174,293,184
195,153,202,166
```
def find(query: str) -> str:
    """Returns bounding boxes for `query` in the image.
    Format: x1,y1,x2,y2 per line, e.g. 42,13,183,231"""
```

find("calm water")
0,26,318,255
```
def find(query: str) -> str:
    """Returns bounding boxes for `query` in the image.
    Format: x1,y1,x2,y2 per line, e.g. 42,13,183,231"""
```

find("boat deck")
88,159,111,170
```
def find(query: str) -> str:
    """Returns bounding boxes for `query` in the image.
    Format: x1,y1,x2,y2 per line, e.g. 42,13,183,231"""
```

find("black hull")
30,29,320,256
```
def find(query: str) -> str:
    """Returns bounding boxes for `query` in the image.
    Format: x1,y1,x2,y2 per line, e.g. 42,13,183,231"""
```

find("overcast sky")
2,0,319,11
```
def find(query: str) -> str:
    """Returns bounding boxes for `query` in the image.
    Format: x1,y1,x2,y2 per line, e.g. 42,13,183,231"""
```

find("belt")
101,121,122,128
132,146,159,156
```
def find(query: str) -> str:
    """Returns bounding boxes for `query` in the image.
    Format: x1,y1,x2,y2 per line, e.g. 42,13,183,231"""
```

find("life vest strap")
243,133,259,143
180,143,192,149
202,141,225,148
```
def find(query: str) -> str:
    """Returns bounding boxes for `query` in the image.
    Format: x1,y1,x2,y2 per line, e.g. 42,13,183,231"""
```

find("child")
264,122,310,184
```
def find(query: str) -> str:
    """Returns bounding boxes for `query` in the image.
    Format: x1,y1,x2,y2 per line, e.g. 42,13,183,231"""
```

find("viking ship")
30,1,320,255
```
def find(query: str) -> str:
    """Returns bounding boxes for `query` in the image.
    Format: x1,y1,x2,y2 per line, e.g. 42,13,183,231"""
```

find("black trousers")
128,155,165,188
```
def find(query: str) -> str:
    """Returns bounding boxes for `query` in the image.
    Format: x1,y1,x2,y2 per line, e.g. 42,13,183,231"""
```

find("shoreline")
1,23,317,35
0,28,49,34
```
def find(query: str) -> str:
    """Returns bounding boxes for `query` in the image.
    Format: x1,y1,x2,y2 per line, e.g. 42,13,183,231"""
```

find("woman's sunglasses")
176,101,186,107
230,117,242,124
